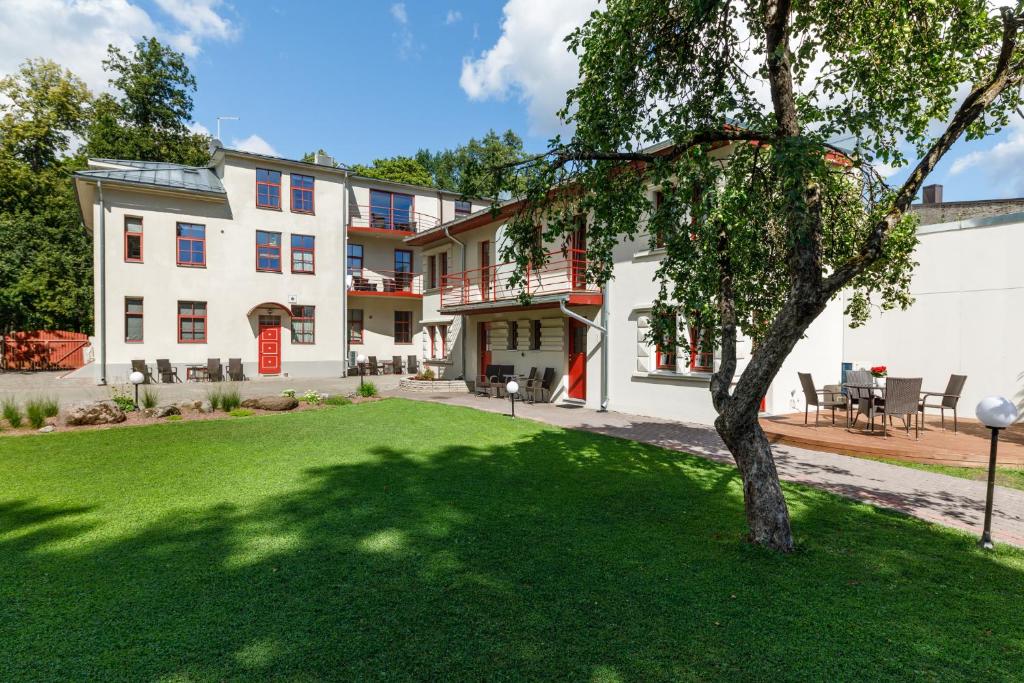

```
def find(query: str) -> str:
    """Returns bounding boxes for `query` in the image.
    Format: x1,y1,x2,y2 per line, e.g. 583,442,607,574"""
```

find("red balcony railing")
440,248,596,308
347,269,422,296
348,204,439,233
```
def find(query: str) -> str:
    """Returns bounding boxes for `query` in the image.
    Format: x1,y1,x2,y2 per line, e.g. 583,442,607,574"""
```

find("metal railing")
440,248,596,308
347,269,422,295
348,204,439,232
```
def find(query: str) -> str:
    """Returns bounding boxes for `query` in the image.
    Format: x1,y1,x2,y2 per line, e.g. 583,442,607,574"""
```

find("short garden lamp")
129,370,145,410
356,353,367,389
975,396,1019,549
506,379,520,419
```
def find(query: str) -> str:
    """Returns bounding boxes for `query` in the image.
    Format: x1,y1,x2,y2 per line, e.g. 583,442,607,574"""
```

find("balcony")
348,204,440,237
347,269,422,298
440,248,602,313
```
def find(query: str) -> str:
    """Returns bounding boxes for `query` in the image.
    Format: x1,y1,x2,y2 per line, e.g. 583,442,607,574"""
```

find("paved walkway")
388,389,1024,548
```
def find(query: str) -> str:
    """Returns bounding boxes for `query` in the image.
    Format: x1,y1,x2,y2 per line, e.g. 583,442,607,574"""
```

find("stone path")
389,389,1024,549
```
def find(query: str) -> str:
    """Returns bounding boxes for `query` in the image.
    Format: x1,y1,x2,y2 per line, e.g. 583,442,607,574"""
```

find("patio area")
760,412,1024,468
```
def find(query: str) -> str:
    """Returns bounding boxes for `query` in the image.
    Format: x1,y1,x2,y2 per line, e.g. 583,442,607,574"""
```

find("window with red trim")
177,300,207,343
256,230,282,272
655,312,677,370
688,326,714,372
438,324,448,357
370,189,414,231
427,325,437,359
394,310,412,344
427,255,437,289
125,297,143,342
348,308,363,344
291,173,314,213
256,168,281,209
176,223,205,267
454,199,471,216
347,244,363,276
291,305,315,344
439,252,448,281
124,216,143,262
291,234,315,273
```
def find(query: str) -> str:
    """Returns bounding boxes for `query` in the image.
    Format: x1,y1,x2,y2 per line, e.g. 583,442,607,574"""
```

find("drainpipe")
341,169,350,375
559,296,609,411
97,180,107,386
443,223,468,378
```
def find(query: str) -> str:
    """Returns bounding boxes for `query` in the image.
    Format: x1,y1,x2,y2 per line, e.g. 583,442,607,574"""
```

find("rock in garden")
198,400,214,414
154,405,181,418
65,400,127,426
37,425,55,433
240,395,298,411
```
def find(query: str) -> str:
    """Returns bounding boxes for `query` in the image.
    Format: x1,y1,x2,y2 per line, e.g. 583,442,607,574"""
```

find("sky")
0,0,1020,202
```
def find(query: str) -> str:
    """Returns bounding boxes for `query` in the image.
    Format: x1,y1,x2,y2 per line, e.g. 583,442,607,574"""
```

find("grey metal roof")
89,158,199,171
75,165,225,196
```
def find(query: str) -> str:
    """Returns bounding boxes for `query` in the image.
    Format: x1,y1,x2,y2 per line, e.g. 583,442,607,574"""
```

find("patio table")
185,364,209,382
842,383,884,431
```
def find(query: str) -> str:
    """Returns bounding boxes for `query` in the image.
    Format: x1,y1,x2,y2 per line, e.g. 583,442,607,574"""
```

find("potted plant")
870,365,887,388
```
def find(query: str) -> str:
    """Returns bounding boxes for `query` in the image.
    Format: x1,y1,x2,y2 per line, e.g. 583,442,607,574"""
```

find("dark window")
531,320,541,350
256,230,282,272
176,223,205,266
347,244,364,275
508,321,518,350
370,189,414,231
653,191,665,248
256,168,281,209
124,216,143,262
394,310,412,344
291,305,315,344
439,252,448,281
427,325,437,359
454,199,471,215
125,297,143,342
291,173,314,213
689,325,714,372
428,255,437,289
348,308,363,344
178,301,207,343
291,234,315,273
438,324,448,357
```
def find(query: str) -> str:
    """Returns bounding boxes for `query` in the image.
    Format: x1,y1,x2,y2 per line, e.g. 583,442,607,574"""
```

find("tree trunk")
716,411,794,552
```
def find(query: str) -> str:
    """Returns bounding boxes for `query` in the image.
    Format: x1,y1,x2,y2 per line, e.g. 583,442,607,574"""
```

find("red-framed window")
176,223,205,267
427,255,437,289
291,234,315,274
125,297,143,342
454,199,471,216
177,300,207,343
291,173,314,214
124,216,143,262
291,305,315,344
348,308,364,344
370,189,414,231
256,168,281,209
394,310,412,344
439,252,448,281
688,326,714,372
256,230,282,272
438,324,448,357
427,325,437,358
655,313,677,370
346,243,364,276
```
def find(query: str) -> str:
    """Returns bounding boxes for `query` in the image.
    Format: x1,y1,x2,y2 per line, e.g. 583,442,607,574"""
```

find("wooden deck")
760,412,1024,469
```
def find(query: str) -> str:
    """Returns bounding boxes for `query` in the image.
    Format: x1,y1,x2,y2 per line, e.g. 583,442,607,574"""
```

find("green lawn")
2,399,1022,681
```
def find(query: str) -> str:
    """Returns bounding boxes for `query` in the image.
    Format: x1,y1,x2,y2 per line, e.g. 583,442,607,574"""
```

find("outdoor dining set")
475,365,557,404
352,355,420,376
131,358,246,384
798,369,968,438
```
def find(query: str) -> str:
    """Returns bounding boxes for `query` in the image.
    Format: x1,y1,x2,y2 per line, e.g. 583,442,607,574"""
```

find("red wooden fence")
1,331,89,371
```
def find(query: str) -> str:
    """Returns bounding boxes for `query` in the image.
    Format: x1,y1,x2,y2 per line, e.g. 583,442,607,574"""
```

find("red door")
568,319,587,400
258,315,281,374
478,322,491,378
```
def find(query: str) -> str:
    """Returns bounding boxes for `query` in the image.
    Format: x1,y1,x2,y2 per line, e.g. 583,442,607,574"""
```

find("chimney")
314,152,336,168
922,184,943,204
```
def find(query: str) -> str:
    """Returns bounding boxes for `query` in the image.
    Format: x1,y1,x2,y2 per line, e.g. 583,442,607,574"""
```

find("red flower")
870,365,887,376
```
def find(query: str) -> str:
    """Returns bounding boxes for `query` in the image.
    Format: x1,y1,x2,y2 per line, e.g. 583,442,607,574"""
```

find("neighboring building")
73,147,488,382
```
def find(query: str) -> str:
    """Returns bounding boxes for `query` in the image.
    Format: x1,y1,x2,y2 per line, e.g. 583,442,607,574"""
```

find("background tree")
416,129,531,197
349,155,434,186
496,0,1024,551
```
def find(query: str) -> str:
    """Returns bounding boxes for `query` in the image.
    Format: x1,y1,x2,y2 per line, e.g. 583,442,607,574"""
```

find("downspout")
443,223,468,379
97,180,107,386
341,169,350,375
559,296,609,411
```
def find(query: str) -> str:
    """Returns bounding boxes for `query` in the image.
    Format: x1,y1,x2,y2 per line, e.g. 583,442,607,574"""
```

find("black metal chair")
207,358,223,382
476,364,498,396
156,359,180,384
368,356,380,376
228,358,246,381
131,359,154,384
391,355,403,375
920,374,967,433
527,368,556,403
407,355,419,375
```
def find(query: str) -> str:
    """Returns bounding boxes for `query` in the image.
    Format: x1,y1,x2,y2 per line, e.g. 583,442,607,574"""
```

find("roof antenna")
216,116,239,141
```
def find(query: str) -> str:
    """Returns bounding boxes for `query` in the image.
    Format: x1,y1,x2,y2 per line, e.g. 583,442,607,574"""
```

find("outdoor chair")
844,369,874,427
876,377,924,438
476,364,498,396
156,359,181,384
228,358,246,381
919,374,967,433
207,358,224,382
527,367,556,403
368,356,380,376
493,365,516,397
131,359,154,384
407,355,418,375
798,372,845,426
391,356,403,375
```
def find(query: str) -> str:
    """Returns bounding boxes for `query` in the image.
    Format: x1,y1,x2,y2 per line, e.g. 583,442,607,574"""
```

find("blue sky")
0,0,1019,201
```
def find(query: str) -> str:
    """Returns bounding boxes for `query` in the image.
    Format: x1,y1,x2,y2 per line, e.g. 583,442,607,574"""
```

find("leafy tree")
84,37,208,165
416,129,530,197
350,155,434,186
496,0,1024,550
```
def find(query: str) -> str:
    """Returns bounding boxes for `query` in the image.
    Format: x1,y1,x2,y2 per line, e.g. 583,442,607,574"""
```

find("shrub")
141,387,159,410
357,382,378,398
37,396,59,418
3,398,24,428
324,395,352,406
206,387,223,411
25,400,47,429
229,408,254,417
221,387,242,412
301,389,323,405
165,414,183,421
280,389,296,398
109,385,136,412
414,368,436,381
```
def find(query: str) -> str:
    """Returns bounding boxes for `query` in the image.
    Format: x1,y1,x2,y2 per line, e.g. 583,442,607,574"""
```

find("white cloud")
230,134,278,157
446,9,462,25
188,121,211,136
0,0,237,93
390,3,408,24
389,2,418,59
459,0,598,134
947,117,1024,194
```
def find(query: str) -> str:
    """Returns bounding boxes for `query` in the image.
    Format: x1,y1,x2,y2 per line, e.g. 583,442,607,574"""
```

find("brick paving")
389,389,1024,548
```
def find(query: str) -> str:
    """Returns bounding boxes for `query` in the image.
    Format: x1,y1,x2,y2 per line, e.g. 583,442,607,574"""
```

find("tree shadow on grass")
1,423,1023,681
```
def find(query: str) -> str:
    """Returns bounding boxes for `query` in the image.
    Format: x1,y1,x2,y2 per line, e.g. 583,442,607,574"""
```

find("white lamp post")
506,379,520,419
975,396,1019,549
129,370,145,410
356,353,367,389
